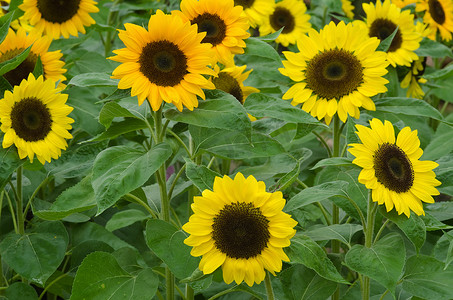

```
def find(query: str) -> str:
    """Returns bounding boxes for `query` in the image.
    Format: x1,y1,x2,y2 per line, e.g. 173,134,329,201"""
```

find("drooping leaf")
98,101,143,128
145,219,199,279
71,252,158,300
311,157,354,170
375,97,444,122
286,234,348,284
105,209,148,232
345,233,405,293
88,118,148,142
92,143,171,214
68,72,119,87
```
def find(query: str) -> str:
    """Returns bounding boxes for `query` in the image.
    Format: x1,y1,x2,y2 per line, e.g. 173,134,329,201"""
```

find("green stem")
207,286,238,300
312,131,332,157
264,272,275,300
104,0,122,57
124,193,158,219
363,190,377,300
5,191,18,234
16,166,24,235
23,176,53,218
185,285,194,300
0,191,5,287
167,128,191,157
38,273,68,300
374,219,390,244
167,164,187,201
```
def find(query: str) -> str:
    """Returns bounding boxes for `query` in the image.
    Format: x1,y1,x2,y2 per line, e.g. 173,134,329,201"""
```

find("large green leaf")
433,230,453,269
105,209,148,232
92,143,171,214
71,222,132,251
4,282,38,300
402,255,453,299
244,37,282,62
243,93,325,127
0,13,14,45
0,221,68,285
68,72,119,87
345,233,405,293
286,234,348,284
88,118,148,142
99,101,143,128
375,97,444,122
33,174,96,220
284,181,349,212
145,219,199,279
185,160,221,192
303,224,363,248
415,37,453,58
71,252,158,300
379,207,426,252
165,90,251,140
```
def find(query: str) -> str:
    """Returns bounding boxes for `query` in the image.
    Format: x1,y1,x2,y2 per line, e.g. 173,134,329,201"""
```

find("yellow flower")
0,74,74,164
348,119,441,217
279,21,389,125
357,0,422,67
109,10,216,111
183,173,297,286
391,0,417,8
174,0,250,65
234,0,275,28
19,0,99,39
0,28,66,88
0,0,34,32
259,0,311,47
416,0,453,41
342,0,355,19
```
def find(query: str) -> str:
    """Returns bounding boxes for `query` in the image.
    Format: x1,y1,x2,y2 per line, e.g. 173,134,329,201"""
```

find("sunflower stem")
185,285,194,300
16,166,24,235
264,271,275,300
363,189,377,300
5,190,18,234
104,0,122,57
0,191,7,287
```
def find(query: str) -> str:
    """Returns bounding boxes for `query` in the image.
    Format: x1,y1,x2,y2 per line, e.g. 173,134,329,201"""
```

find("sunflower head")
279,21,389,125
19,0,99,39
110,10,216,111
348,119,441,217
416,0,453,41
342,0,355,19
359,0,421,67
0,74,74,164
175,0,250,65
183,172,297,286
259,0,311,47
234,0,275,28
0,28,66,88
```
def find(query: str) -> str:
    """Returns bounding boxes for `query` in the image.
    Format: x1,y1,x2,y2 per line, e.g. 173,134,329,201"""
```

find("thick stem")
264,272,275,300
362,190,377,300
16,166,24,235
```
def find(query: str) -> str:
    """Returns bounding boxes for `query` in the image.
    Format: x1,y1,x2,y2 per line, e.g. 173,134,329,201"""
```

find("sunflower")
174,0,250,65
0,0,33,32
0,74,74,164
416,0,453,41
357,0,422,67
348,119,441,217
109,10,216,111
400,59,427,99
342,0,355,19
183,172,297,286
19,0,99,39
259,0,311,47
234,0,275,28
0,28,66,88
212,64,259,105
279,21,389,125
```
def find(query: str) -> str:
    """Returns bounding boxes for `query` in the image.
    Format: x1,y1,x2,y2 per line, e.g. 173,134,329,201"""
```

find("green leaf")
257,27,284,41
70,240,114,269
71,252,158,300
71,222,132,251
271,160,300,191
377,26,399,52
0,147,24,190
0,221,68,285
423,131,453,160
5,283,38,300
303,224,363,248
92,143,172,214
32,56,43,78
0,45,32,77
185,160,221,192
433,230,453,270
379,207,426,252
243,93,326,127
375,97,444,122
311,157,354,170
415,37,453,58
88,118,148,142
424,64,453,80
276,264,338,300
244,37,282,62
284,181,349,212
190,126,286,159
286,234,348,284
105,209,148,232
402,255,453,299
421,212,453,231
145,219,199,279
99,101,142,128
68,72,119,87
345,233,405,292
0,13,14,45
32,174,96,220
0,75,12,94
165,90,251,141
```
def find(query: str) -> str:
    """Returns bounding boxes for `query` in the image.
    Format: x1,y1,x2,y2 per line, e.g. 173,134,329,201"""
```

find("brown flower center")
192,13,227,46
234,0,255,9
212,72,244,104
270,7,295,34
429,0,446,25
36,0,81,23
0,48,39,87
369,18,403,53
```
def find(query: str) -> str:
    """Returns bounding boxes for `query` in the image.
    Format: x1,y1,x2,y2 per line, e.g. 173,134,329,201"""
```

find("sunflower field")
0,0,453,299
